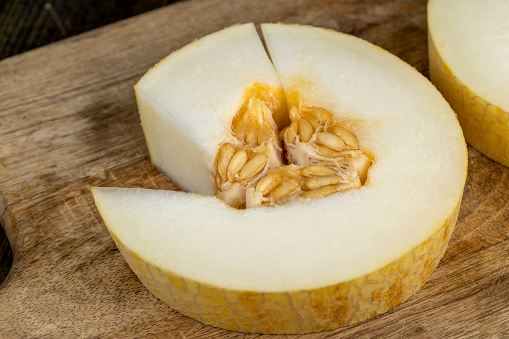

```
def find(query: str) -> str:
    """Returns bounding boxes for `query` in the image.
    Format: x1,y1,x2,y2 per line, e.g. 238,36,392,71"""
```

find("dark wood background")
0,0,180,284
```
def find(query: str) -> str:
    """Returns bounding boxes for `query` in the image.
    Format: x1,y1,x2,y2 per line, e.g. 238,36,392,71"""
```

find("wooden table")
0,0,179,284
1,0,508,337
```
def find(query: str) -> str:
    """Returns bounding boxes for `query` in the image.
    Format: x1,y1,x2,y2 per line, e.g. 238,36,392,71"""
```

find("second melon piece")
428,0,509,166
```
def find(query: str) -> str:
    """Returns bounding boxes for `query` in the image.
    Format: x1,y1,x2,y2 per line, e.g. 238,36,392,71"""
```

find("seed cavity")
258,125,273,145
285,124,297,143
214,82,373,209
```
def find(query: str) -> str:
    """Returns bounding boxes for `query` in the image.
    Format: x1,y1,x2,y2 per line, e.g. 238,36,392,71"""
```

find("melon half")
92,23,467,334
428,0,509,167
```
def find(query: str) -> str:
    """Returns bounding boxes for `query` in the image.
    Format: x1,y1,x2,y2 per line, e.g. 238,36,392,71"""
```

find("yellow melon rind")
429,34,509,167
106,198,461,334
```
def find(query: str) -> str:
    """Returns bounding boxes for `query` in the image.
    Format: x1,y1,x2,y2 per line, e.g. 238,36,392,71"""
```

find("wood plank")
1,0,508,337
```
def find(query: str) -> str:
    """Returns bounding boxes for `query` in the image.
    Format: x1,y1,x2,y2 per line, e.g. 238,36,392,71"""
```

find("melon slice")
134,23,286,202
428,0,509,167
92,23,467,334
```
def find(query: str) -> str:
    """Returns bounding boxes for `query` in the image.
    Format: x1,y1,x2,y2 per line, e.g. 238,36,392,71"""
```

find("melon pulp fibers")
428,0,509,167
92,23,467,334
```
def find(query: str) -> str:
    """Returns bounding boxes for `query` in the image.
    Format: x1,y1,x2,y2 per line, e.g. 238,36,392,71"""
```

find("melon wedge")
428,0,509,167
92,23,467,334
134,23,285,197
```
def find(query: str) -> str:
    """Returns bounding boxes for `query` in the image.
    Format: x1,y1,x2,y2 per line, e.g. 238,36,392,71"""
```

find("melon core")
92,23,467,333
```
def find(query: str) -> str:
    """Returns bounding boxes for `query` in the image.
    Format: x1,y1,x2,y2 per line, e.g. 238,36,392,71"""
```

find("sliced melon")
428,0,509,167
134,23,285,199
92,23,467,334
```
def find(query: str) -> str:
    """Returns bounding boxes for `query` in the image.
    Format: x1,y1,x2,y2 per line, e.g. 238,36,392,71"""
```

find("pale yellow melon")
428,0,509,167
92,23,467,334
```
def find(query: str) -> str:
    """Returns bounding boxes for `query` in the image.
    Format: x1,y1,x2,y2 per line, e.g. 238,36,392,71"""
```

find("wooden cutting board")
1,0,508,337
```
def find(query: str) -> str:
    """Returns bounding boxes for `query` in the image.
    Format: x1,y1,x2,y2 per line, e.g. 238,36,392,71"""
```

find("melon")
428,0,509,167
92,23,467,334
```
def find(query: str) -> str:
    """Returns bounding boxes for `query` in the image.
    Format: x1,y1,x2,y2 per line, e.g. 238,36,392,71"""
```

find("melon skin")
103,195,460,334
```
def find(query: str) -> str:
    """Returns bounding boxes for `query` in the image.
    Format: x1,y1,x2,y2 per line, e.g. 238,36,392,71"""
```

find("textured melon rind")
429,34,509,167
106,199,461,334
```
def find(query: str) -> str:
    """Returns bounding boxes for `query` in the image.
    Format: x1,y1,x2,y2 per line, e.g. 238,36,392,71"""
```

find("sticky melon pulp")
92,23,467,334
428,0,509,167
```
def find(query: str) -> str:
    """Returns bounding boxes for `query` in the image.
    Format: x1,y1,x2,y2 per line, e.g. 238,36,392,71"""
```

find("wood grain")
0,0,508,337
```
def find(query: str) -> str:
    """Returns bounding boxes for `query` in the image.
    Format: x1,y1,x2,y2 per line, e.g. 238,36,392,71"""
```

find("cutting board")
1,0,508,337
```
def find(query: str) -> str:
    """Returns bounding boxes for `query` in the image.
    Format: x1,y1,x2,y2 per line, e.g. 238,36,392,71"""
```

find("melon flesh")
428,0,509,166
92,23,467,333
135,23,283,195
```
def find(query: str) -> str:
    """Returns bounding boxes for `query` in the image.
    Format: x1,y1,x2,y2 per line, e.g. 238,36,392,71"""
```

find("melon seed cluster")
214,83,372,208
214,84,284,208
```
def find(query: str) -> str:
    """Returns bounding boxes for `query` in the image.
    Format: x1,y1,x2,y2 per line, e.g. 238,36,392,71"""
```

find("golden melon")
92,23,467,334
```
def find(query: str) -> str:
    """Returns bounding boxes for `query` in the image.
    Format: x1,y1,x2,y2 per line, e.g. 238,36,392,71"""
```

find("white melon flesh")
135,23,283,195
428,0,509,166
93,23,467,334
